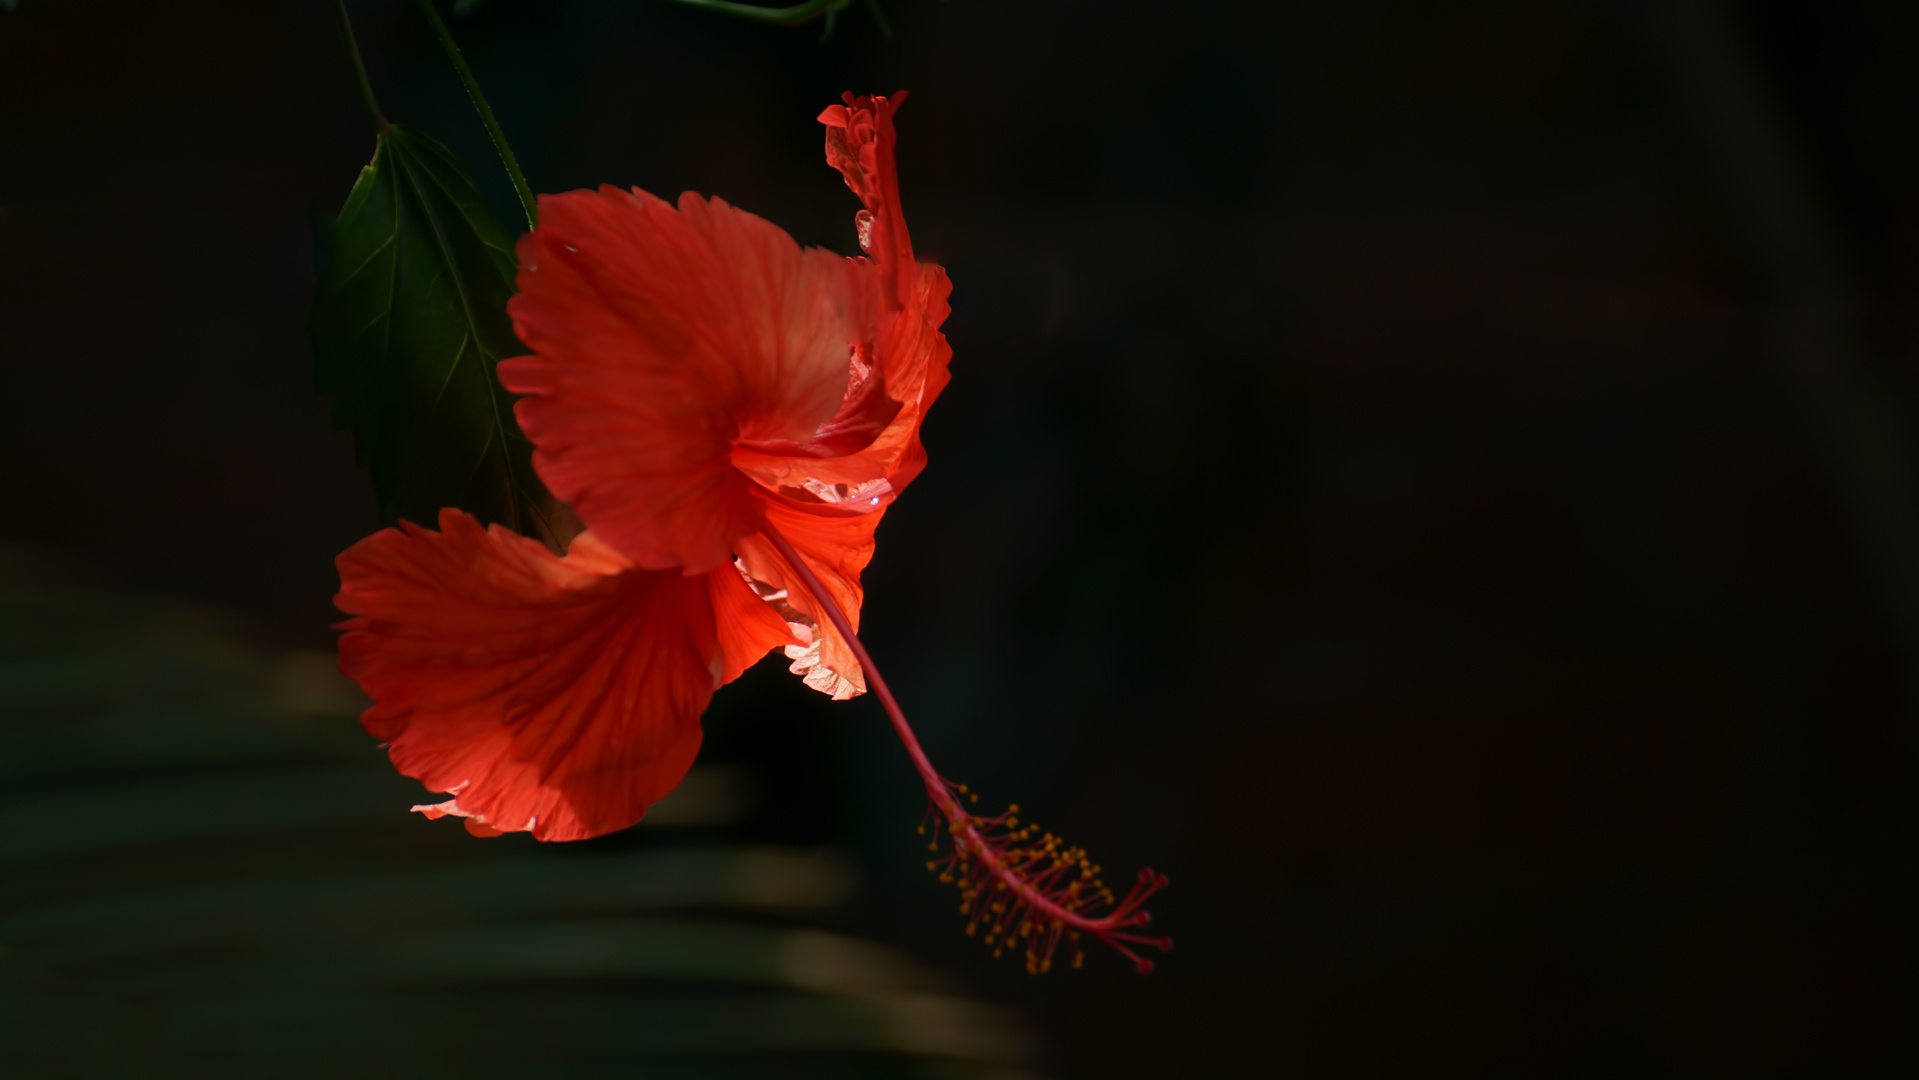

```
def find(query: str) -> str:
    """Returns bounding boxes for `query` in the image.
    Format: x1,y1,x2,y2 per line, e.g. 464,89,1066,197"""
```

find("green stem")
418,0,538,230
665,0,853,27
329,0,390,132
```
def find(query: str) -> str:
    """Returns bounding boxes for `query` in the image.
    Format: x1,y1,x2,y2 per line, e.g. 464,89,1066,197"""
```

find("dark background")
5,0,1919,1073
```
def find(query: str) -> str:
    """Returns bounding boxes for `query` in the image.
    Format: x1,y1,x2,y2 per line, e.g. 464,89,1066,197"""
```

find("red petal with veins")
819,92,914,308
708,551,801,686
502,187,875,574
733,493,884,699
336,510,725,842
731,264,951,505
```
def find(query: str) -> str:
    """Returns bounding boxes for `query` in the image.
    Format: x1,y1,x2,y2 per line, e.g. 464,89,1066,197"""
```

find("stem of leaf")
329,0,391,132
418,0,538,230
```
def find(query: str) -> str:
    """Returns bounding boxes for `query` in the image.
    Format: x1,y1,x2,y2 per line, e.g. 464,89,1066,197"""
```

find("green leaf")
311,124,553,539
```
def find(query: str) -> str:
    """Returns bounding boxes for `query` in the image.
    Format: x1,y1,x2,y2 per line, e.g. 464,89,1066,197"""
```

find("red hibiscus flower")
335,93,1169,973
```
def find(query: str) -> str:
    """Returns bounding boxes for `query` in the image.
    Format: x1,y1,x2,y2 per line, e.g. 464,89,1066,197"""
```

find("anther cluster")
921,782,1172,974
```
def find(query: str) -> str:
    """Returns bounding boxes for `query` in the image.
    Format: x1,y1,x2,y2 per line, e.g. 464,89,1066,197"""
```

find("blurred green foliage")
0,550,1036,1077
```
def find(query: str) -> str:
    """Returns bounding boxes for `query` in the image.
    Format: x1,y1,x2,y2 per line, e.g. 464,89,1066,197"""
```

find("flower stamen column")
759,522,1173,973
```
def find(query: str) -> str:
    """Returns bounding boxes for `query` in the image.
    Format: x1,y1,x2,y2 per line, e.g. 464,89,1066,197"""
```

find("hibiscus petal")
863,261,954,493
819,92,914,308
733,494,884,700
335,509,721,842
731,261,952,496
707,555,800,686
502,187,872,574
